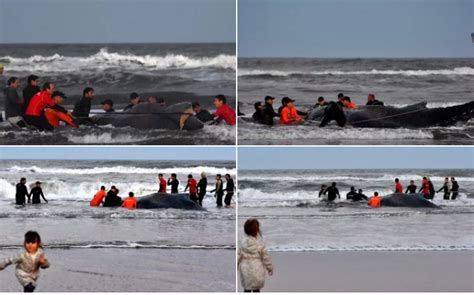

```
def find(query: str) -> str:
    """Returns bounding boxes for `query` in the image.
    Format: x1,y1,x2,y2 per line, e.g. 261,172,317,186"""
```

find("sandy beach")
0,248,235,292
239,250,474,292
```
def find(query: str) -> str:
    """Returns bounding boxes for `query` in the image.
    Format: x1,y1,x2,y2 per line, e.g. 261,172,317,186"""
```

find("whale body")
307,101,474,128
381,193,440,208
137,193,205,210
93,102,204,130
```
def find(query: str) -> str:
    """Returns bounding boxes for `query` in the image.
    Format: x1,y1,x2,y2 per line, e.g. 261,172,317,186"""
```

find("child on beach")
238,219,273,292
0,231,50,292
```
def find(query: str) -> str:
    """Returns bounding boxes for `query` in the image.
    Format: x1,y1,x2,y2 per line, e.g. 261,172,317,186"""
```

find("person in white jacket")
238,219,273,292
0,231,50,292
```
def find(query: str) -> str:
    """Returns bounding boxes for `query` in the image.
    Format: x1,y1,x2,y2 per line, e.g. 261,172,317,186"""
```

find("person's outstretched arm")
0,253,23,270
40,189,48,203
260,244,274,275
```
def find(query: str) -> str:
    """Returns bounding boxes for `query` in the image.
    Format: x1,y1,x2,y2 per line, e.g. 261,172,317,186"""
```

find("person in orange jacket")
368,192,381,208
342,96,357,109
279,97,304,125
90,186,106,207
122,192,137,209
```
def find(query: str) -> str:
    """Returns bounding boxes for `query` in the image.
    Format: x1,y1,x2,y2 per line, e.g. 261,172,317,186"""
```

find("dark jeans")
24,114,54,131
451,191,459,200
189,193,198,203
24,283,35,292
224,192,234,206
216,191,224,207
198,192,206,206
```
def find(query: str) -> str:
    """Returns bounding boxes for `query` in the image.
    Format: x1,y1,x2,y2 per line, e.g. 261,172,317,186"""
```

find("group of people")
89,172,235,209
317,177,461,208
2,74,236,131
394,176,459,200
15,178,48,206
251,93,385,126
157,172,235,208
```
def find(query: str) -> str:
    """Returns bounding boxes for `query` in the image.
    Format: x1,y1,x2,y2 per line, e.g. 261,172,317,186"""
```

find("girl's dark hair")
24,231,41,244
244,219,260,237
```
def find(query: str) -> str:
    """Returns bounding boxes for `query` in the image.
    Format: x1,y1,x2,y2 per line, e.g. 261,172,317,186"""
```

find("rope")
347,108,426,125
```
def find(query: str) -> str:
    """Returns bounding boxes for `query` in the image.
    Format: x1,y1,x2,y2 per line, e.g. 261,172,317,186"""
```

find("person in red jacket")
342,96,357,109
419,177,430,199
122,192,137,209
279,97,304,125
184,174,198,203
157,173,167,193
212,94,236,125
394,178,403,193
24,82,72,131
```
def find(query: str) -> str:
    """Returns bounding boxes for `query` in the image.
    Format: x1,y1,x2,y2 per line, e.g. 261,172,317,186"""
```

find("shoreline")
239,250,474,292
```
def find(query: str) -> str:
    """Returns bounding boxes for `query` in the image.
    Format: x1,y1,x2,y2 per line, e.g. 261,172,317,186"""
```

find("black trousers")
198,192,206,206
451,192,458,200
443,192,450,200
24,283,35,292
189,193,198,203
24,114,54,131
216,191,224,207
16,195,26,205
224,192,234,206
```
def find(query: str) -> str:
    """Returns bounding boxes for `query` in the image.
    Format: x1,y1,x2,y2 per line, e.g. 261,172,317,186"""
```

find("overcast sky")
0,147,236,161
239,147,474,169
0,0,236,43
239,0,473,57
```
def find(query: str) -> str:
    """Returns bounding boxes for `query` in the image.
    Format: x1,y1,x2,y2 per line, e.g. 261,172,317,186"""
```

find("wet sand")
239,250,474,292
0,248,235,292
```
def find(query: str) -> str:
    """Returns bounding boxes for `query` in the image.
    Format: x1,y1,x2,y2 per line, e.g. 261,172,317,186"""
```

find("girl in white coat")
238,219,273,292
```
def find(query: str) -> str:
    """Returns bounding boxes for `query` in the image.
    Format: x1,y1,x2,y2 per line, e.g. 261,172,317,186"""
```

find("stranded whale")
93,102,204,130
380,193,440,208
137,193,205,210
308,101,474,128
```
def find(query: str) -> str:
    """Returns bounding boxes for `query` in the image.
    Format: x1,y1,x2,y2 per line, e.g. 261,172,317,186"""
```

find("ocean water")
238,58,474,145
0,43,236,145
238,169,474,252
0,160,236,291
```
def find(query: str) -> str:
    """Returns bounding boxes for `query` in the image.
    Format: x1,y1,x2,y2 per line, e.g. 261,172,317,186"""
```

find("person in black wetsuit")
168,173,179,194
211,174,224,207
15,177,30,206
437,177,451,200
405,180,417,194
261,96,279,126
336,93,345,107
29,181,48,204
353,189,368,201
22,75,40,112
252,102,264,123
72,87,95,123
101,99,115,113
325,182,340,202
428,179,435,199
346,186,357,200
450,177,459,200
314,96,329,108
365,94,384,106
123,92,141,111
192,102,214,123
223,174,235,207
103,186,122,207
319,101,346,127
197,172,208,206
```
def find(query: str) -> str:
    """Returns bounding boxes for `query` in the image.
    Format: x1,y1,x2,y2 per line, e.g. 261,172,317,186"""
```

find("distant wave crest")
239,67,474,77
0,48,236,72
